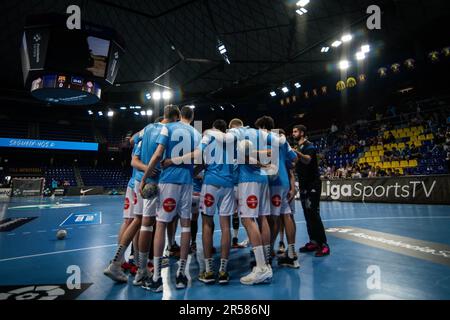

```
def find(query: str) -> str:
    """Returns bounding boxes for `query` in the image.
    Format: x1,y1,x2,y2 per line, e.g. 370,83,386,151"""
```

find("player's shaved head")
229,118,243,129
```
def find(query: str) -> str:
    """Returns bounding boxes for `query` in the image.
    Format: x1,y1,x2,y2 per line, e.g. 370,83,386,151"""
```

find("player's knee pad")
140,225,153,232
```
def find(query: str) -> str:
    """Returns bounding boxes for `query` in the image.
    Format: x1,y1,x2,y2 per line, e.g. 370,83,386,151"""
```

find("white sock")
178,259,187,276
112,245,126,265
205,258,213,273
288,244,296,259
219,259,228,273
233,229,239,238
138,251,148,271
153,256,161,281
264,245,271,263
253,246,266,269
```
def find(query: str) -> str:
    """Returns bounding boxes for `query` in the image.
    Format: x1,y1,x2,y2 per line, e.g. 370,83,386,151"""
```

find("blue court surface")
1,195,450,300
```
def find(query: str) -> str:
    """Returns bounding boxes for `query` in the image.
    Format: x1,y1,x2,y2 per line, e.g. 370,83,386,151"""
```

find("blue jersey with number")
156,122,201,185
134,123,164,184
200,130,235,188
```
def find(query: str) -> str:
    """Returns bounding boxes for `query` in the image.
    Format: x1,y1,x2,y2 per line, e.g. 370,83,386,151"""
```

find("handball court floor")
1,195,450,300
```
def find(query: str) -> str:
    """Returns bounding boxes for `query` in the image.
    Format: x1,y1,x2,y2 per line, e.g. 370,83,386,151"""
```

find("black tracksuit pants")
299,182,327,245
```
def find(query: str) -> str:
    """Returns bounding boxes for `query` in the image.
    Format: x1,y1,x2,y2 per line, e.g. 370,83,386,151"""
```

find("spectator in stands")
402,144,411,160
386,168,393,177
391,147,401,161
383,148,393,162
385,132,395,144
393,169,401,177
410,144,421,159
63,180,70,187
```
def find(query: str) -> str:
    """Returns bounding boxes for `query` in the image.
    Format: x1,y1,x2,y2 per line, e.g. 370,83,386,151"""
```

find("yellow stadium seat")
418,126,424,132
378,150,384,156
397,143,405,150
391,161,400,168
399,168,404,175
365,152,372,157
418,135,425,141
370,146,377,151
359,157,366,164
375,162,383,168
366,156,373,163
383,162,392,169
371,151,379,157
391,143,398,149
408,159,418,167
400,160,409,168
376,145,383,151
373,156,381,163
426,133,434,140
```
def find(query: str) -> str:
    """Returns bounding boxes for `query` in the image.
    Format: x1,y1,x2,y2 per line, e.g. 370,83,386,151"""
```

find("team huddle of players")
104,104,329,292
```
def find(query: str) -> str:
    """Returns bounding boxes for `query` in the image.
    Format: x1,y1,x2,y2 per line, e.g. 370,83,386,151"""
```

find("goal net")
11,177,45,197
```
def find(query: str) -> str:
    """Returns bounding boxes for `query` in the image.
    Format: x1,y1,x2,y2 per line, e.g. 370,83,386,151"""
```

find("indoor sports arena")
0,0,450,310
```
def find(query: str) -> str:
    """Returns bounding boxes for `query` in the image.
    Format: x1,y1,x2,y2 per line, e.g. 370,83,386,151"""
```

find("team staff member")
292,125,330,257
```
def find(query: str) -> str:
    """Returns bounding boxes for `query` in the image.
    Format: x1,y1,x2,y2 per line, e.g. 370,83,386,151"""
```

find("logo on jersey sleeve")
124,197,130,210
162,198,176,212
204,193,215,207
271,195,281,207
246,195,258,209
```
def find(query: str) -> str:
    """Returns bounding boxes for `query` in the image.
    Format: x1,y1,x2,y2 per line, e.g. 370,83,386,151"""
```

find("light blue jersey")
269,141,297,188
127,132,144,188
134,122,164,184
229,127,274,184
200,130,235,188
156,121,202,185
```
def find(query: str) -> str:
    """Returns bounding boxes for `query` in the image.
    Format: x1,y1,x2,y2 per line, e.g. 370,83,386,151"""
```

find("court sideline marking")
1,215,450,262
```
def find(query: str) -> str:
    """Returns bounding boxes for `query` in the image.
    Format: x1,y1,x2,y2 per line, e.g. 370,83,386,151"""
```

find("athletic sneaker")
250,258,272,269
240,266,272,285
276,241,286,255
315,244,330,257
133,269,148,286
218,271,230,285
278,255,300,269
169,242,181,258
176,273,188,289
142,277,163,292
104,263,128,283
299,242,320,253
161,256,170,267
199,271,215,284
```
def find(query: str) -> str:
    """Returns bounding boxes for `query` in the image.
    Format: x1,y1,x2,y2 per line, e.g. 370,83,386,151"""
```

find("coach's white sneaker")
104,263,128,283
240,266,272,285
133,269,148,286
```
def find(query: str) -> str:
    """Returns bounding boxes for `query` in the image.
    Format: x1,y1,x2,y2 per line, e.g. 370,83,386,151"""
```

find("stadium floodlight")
321,46,330,53
145,93,151,100
188,105,196,109
135,106,142,109
341,34,353,43
162,90,172,100
98,111,103,116
296,8,308,15
152,91,162,100
270,91,277,97
107,111,114,117
355,51,366,61
294,82,301,88
281,86,289,93
361,44,370,53
134,112,139,116
217,39,231,64
140,110,146,116
88,110,93,115
146,110,153,116
296,0,310,7
331,40,342,47
220,106,224,111
120,107,127,110
339,60,350,70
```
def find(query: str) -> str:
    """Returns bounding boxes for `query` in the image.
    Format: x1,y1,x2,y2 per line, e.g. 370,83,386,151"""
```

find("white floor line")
0,244,116,262
2,216,449,261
